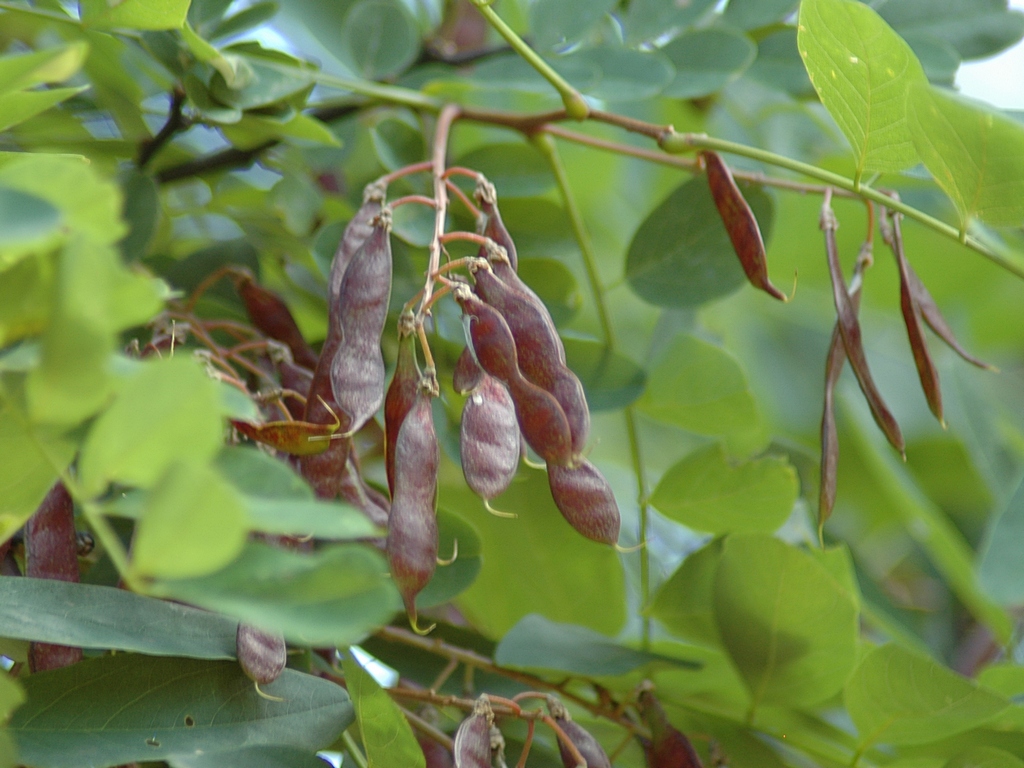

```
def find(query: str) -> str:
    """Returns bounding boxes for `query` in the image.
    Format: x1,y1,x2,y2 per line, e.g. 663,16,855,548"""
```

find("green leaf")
0,42,89,95
530,0,617,51
624,0,718,44
148,542,401,646
714,534,859,709
558,46,676,102
723,0,799,30
625,177,773,308
878,0,1024,60
650,537,724,646
495,614,698,676
172,745,332,768
454,143,554,199
338,0,420,80
661,28,756,99
0,394,77,544
81,0,192,30
118,168,160,260
0,187,61,266
798,0,928,177
907,83,1024,229
0,154,126,246
132,461,249,580
0,674,23,768
341,651,425,768
416,507,482,609
443,468,626,638
369,115,425,172
0,254,53,346
78,356,224,497
945,747,1024,768
637,334,760,437
209,46,313,110
0,86,88,133
650,444,797,534
844,644,1008,747
562,338,646,411
209,1,280,40
0,577,238,659
979,474,1024,605
10,655,352,767
221,112,340,149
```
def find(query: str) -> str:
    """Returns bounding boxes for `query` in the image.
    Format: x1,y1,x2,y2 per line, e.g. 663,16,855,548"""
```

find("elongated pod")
460,374,520,502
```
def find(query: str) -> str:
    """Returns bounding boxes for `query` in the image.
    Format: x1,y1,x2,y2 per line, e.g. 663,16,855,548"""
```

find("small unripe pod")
233,270,319,370
384,312,419,496
236,623,287,685
548,696,612,768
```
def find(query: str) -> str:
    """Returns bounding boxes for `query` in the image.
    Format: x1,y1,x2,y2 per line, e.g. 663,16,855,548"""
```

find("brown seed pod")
26,481,82,672
233,269,319,369
328,180,387,321
330,209,394,434
339,442,391,528
548,696,612,768
454,696,495,768
474,178,518,272
460,374,520,502
702,150,787,302
547,459,620,546
454,284,572,466
820,201,904,456
637,689,705,768
386,377,440,632
236,623,287,685
384,311,420,496
471,257,588,456
452,346,484,395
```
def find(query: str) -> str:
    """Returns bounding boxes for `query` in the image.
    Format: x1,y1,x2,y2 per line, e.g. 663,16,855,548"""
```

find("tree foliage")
2,0,1024,766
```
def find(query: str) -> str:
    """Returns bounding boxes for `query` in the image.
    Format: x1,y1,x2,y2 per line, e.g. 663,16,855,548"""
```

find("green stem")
262,61,442,113
79,500,138,591
341,730,369,768
667,132,1024,280
534,133,653,650
469,0,589,119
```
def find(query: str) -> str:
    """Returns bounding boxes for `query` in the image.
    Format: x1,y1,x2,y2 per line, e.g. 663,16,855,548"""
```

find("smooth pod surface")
328,181,386,319
386,385,439,627
452,346,484,395
547,460,621,545
234,271,318,369
460,375,519,501
330,211,394,433
384,314,419,496
236,623,287,685
548,699,612,768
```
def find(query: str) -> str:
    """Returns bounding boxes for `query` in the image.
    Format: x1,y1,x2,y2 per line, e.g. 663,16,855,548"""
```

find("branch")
137,86,189,169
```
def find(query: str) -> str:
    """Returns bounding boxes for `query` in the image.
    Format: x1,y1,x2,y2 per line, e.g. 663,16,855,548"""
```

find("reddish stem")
379,160,434,185
390,194,437,210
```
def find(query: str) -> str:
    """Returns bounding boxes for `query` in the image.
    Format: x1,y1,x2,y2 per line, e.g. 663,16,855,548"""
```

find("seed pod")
386,378,439,631
384,312,419,497
26,481,82,672
548,696,612,768
339,442,390,528
454,284,573,466
637,689,705,768
233,270,319,369
547,460,620,545
460,375,520,502
452,346,484,395
472,258,588,455
328,180,387,321
454,696,494,768
905,263,993,370
330,210,394,434
702,150,787,302
474,178,517,271
820,202,904,456
236,623,287,685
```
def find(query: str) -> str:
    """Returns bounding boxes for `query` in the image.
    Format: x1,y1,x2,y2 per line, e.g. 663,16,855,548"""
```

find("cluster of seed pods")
224,171,623,631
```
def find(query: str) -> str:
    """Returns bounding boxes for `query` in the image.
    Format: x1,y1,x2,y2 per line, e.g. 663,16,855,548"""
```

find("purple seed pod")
460,374,520,502
233,270,319,370
26,481,82,672
339,442,390,528
452,346,484,395
384,312,419,497
548,696,612,768
328,180,387,321
330,210,394,434
474,178,517,271
547,459,620,546
386,378,439,631
454,284,572,466
471,258,587,456
236,623,287,685
454,696,495,768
